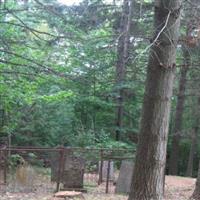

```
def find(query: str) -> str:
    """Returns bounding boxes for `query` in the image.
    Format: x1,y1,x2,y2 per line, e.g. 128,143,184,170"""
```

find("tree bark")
191,161,200,200
115,0,132,141
186,97,200,177
169,47,190,175
186,127,198,177
128,0,181,199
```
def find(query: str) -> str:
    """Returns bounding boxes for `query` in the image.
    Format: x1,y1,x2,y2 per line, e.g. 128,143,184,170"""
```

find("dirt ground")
0,176,196,200
164,176,196,200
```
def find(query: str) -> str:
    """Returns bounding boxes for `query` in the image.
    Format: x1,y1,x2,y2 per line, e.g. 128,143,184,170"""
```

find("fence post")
98,149,103,185
0,150,2,185
3,149,7,185
105,159,111,194
56,147,65,192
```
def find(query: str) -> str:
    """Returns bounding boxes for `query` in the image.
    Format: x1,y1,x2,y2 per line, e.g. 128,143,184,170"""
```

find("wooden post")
8,134,11,158
56,148,65,192
98,149,103,185
105,160,111,194
3,150,7,185
0,150,2,184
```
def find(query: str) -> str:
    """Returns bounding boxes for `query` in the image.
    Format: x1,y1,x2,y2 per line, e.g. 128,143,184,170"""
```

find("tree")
169,0,200,175
186,66,200,177
191,161,200,199
186,125,198,177
128,0,182,199
169,47,190,175
115,0,132,141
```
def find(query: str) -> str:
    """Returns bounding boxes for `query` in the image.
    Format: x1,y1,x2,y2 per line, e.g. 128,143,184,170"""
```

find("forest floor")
0,176,196,200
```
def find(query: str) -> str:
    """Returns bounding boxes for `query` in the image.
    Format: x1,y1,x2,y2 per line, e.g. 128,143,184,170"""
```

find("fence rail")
0,146,135,195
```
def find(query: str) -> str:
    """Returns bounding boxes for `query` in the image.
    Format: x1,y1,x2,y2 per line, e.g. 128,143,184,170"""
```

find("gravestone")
62,151,85,189
54,191,84,199
115,160,134,194
14,164,35,192
50,151,60,182
51,149,85,190
99,161,114,181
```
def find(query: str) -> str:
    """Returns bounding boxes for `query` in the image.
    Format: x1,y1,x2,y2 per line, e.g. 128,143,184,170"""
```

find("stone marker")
99,161,114,181
51,149,85,190
54,191,85,199
115,160,134,194
15,164,35,192
62,151,85,189
50,152,59,182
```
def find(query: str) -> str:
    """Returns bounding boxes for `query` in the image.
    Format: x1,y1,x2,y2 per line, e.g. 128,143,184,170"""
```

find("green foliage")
8,154,24,168
0,0,199,177
0,0,151,150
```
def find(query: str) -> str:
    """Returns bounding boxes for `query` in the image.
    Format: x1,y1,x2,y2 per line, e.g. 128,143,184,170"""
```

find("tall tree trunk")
186,97,200,177
186,127,198,177
128,0,181,199
115,0,132,141
169,47,190,175
191,161,200,200
169,0,200,175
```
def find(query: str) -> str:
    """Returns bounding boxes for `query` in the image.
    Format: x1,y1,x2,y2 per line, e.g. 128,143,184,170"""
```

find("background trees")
1,0,200,181
0,0,150,149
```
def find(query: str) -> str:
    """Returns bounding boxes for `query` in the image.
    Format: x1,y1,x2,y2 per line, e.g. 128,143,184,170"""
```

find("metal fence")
0,146,135,197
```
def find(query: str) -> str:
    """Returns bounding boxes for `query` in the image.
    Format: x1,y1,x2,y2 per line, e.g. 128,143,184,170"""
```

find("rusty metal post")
0,150,2,185
105,160,110,194
3,149,7,185
56,148,65,192
98,149,103,185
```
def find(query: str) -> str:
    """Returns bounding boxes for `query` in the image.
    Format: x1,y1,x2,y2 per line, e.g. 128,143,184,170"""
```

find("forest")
0,0,200,199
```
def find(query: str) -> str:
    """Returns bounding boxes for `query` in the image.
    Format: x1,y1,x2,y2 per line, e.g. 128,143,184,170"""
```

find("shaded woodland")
1,0,200,199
